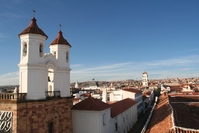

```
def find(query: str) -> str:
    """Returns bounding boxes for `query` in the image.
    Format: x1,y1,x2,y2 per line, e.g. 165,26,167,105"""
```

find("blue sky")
1,0,199,85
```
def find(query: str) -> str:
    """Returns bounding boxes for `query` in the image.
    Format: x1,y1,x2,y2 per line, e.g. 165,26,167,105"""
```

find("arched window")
39,44,43,57
66,51,69,62
53,51,56,57
23,43,27,56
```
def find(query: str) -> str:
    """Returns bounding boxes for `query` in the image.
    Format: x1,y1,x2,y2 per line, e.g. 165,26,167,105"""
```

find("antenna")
32,10,36,18
59,24,62,31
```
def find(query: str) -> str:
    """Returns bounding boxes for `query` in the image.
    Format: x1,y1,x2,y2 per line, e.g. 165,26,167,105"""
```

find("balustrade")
45,91,60,99
0,93,27,100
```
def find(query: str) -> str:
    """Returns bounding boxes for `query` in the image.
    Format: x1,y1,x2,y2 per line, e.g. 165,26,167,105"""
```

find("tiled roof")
169,96,199,129
145,95,173,133
143,90,151,96
109,98,137,118
168,127,199,133
80,93,91,97
169,95,199,102
49,30,71,47
72,97,110,111
146,94,199,133
169,85,182,91
143,71,147,74
18,17,48,38
122,88,142,94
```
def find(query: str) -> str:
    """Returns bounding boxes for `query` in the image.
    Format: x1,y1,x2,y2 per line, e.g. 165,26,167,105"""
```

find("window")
103,114,106,126
115,123,118,131
66,51,69,62
23,43,27,56
39,44,43,57
48,122,53,133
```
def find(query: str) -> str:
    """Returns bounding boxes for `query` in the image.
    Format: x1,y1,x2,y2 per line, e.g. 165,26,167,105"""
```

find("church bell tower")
0,16,73,133
18,17,48,99
142,71,148,87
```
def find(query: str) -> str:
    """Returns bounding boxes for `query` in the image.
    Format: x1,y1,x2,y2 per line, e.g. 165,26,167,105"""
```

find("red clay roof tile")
146,95,173,133
109,98,137,118
49,30,71,47
18,17,48,38
146,94,199,133
122,88,142,94
169,96,199,129
143,71,147,74
72,97,110,111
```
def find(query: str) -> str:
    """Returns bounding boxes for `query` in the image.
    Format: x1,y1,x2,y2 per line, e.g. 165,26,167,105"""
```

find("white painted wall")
109,90,123,102
122,90,143,114
142,73,148,87
72,108,110,133
108,105,137,133
19,34,47,99
72,103,137,133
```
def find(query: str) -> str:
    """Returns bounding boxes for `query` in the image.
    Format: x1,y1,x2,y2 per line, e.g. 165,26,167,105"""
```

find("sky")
1,0,199,85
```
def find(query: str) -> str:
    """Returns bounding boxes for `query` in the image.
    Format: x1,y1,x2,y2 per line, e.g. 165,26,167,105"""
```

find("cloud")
1,55,199,85
71,55,199,82
0,71,19,85
71,64,83,68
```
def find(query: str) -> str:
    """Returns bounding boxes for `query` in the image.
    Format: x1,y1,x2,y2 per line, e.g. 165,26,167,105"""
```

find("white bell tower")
49,30,71,97
18,17,48,100
142,71,148,87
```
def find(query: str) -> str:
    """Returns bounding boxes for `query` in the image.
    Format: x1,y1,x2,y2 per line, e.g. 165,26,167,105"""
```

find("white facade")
109,90,123,101
108,106,137,133
18,18,71,100
122,90,143,114
72,98,137,133
109,89,143,114
72,109,110,133
142,72,148,87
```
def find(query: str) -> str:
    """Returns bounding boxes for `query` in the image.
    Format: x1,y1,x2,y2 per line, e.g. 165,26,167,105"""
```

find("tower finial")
33,10,36,18
59,24,62,31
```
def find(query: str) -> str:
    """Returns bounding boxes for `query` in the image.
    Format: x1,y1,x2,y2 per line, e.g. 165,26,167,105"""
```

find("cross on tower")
33,10,36,17
59,24,62,31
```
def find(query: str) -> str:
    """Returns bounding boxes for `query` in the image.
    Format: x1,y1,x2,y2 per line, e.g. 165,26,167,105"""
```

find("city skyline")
1,0,199,85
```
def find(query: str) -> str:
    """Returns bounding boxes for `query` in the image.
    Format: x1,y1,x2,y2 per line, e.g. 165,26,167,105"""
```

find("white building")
72,97,137,133
109,88,143,114
142,71,148,87
18,17,71,100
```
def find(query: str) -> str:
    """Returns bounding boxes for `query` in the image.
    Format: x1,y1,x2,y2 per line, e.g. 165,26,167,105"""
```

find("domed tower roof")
49,30,71,47
18,17,48,39
143,71,147,74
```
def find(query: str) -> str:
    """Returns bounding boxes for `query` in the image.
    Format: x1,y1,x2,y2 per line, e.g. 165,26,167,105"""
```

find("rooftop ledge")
0,93,27,101
0,91,66,102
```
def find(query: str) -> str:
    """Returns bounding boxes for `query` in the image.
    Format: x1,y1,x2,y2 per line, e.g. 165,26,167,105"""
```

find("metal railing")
0,93,27,100
45,91,60,98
